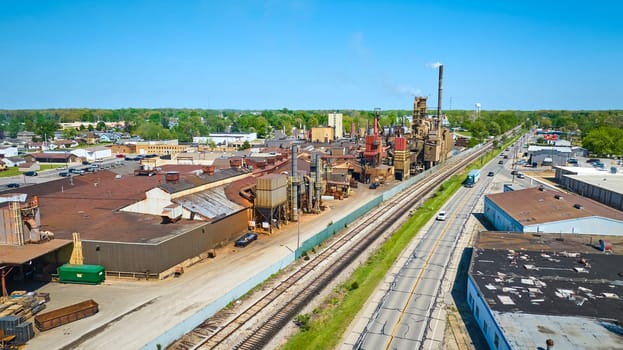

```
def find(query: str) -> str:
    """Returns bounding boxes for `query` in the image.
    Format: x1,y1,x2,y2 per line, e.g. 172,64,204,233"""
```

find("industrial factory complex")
0,66,455,287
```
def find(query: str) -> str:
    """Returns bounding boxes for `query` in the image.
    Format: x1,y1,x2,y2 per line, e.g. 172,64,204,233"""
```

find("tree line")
0,108,620,155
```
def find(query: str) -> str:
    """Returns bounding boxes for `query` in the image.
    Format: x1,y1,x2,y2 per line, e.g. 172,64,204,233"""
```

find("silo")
255,174,288,233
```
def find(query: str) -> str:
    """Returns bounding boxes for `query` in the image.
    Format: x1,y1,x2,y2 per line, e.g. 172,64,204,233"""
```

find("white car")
436,211,447,221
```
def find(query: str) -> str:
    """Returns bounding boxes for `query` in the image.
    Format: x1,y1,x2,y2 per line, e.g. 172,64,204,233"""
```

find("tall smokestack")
291,145,298,221
374,108,380,136
437,64,443,126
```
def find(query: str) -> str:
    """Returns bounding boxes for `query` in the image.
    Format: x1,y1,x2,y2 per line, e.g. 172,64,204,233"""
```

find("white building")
193,133,257,146
0,146,19,158
70,146,112,161
328,112,343,139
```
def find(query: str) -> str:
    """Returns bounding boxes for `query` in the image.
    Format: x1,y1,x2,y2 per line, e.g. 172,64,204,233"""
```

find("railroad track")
170,142,493,350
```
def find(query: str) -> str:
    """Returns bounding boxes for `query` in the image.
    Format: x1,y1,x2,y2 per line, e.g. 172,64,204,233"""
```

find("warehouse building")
555,165,623,211
4,165,256,279
484,187,623,235
468,232,623,350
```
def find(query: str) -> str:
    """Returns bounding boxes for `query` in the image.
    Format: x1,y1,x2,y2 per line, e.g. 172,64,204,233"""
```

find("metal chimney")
291,145,299,221
437,64,444,127
314,153,322,213
546,338,554,350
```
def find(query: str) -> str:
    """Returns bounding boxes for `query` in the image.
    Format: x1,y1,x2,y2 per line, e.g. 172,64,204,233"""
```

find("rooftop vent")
554,194,564,200
573,204,583,210
165,171,180,183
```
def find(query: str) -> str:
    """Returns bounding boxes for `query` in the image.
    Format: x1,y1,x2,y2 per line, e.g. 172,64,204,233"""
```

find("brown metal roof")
6,170,207,243
486,187,623,225
475,231,623,255
0,239,72,265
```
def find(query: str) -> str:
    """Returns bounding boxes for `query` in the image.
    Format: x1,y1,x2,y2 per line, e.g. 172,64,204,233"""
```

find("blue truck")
465,169,481,188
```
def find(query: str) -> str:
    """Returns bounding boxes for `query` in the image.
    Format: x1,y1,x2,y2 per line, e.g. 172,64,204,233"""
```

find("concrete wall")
467,276,511,350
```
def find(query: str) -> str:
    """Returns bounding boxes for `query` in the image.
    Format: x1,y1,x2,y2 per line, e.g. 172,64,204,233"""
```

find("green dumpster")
58,264,105,285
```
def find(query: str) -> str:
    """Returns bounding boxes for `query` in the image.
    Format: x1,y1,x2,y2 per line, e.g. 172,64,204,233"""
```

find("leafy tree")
238,140,251,150
582,127,623,156
135,122,172,140
34,118,59,141
7,118,21,138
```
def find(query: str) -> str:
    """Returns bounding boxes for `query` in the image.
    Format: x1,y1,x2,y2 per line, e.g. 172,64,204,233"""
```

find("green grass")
0,163,68,177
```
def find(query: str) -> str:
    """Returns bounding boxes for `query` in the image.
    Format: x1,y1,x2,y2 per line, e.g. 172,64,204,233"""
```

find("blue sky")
1,0,622,110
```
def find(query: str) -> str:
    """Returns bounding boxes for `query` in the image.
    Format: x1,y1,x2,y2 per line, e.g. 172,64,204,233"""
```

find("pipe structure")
314,153,322,213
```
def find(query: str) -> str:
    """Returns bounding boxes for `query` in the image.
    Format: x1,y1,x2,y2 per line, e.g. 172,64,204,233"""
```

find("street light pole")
296,209,300,252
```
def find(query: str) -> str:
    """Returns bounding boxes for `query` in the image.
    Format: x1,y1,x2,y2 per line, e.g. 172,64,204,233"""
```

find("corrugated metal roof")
174,187,244,220
0,239,72,265
157,167,250,194
486,187,623,225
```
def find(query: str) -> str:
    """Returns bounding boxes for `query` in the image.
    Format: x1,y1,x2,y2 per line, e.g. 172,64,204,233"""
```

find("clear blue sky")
1,1,622,110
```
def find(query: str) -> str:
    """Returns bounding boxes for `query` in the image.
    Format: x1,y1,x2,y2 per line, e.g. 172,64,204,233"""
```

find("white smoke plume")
428,62,443,68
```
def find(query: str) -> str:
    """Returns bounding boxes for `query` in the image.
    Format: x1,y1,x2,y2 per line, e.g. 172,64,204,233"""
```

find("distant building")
71,146,112,161
0,146,18,158
310,127,335,143
527,145,586,167
468,232,623,350
194,133,257,146
555,165,623,211
16,131,36,143
328,112,343,139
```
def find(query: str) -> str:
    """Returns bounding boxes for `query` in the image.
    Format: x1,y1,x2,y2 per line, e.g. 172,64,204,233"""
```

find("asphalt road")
356,178,486,349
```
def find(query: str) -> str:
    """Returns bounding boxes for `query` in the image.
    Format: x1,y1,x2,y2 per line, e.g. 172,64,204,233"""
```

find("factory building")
555,165,623,211
484,187,623,236
468,232,623,349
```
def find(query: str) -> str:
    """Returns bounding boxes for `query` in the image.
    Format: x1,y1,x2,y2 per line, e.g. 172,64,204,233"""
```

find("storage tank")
256,174,288,208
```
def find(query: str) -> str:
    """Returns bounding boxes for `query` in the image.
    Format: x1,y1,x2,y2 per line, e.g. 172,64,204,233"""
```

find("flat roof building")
484,186,623,235
555,165,623,211
468,232,623,350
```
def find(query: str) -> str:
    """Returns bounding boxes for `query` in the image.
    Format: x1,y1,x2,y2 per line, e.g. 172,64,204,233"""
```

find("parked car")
498,160,503,164
487,171,495,177
59,172,70,177
516,172,525,179
6,183,20,188
436,211,447,221
24,171,38,176
69,168,85,175
234,232,258,247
